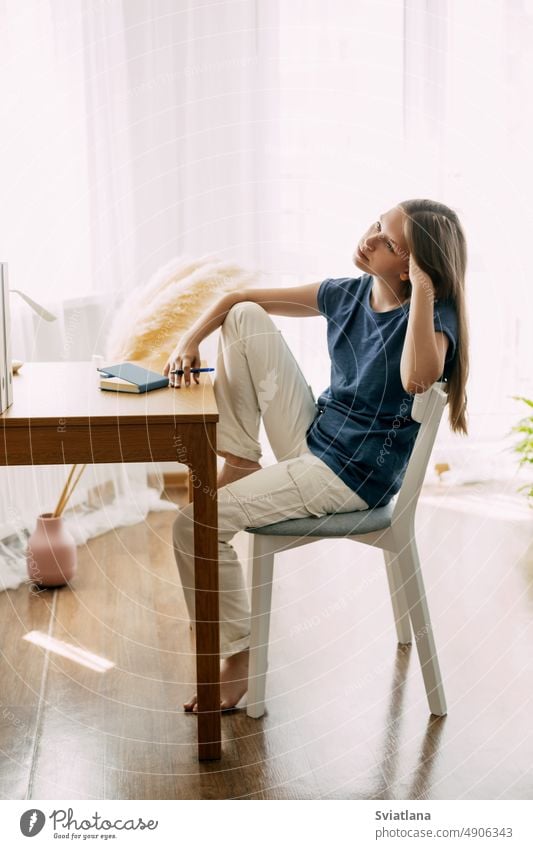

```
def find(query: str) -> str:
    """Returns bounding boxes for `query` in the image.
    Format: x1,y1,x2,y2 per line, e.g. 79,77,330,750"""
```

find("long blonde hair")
399,198,469,435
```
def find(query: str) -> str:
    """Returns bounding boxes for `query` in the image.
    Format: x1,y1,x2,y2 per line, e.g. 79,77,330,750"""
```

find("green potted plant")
512,396,533,505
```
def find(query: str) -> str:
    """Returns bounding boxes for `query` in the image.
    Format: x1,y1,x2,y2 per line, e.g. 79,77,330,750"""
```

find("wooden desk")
0,362,221,760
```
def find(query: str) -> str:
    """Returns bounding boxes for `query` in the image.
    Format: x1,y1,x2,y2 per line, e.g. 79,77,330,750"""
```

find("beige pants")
172,301,368,658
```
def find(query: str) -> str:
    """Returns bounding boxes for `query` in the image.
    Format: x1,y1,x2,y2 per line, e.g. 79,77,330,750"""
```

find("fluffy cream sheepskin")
106,253,264,371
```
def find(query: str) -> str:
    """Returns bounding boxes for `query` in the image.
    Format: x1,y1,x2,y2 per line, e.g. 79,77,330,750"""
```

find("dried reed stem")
54,464,87,517
53,465,77,517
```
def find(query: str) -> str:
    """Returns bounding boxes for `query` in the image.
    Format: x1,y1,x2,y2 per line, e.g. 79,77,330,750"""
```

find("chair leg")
246,535,275,719
383,550,412,645
397,539,447,716
246,532,255,606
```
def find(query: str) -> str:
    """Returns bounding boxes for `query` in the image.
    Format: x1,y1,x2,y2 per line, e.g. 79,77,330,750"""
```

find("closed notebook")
98,362,169,394
99,375,143,393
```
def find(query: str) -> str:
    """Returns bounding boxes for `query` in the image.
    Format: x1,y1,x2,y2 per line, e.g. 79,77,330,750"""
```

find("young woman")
164,198,469,712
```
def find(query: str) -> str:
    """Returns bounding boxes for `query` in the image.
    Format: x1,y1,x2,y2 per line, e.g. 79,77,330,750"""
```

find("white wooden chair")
245,382,448,719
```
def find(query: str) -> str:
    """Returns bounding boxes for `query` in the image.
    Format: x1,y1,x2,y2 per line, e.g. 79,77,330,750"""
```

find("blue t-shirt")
305,274,458,508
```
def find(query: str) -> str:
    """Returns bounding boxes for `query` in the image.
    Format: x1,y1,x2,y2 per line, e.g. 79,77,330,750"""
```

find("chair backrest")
391,382,448,525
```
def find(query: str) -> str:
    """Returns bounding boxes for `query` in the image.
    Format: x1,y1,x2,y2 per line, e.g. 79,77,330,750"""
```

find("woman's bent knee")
224,300,268,329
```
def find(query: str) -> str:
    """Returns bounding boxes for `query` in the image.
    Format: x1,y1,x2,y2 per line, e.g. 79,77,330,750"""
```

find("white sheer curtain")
404,0,533,468
0,0,280,590
1,0,279,301
275,0,533,484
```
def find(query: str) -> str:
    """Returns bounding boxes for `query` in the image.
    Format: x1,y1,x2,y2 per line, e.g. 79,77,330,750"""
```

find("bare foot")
217,453,261,488
184,648,249,712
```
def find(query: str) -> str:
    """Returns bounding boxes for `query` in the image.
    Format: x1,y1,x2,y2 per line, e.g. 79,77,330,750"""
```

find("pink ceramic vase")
26,513,77,588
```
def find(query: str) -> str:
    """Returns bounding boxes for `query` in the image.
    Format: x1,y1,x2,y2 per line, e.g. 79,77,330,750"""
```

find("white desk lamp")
10,289,58,323
1,263,58,412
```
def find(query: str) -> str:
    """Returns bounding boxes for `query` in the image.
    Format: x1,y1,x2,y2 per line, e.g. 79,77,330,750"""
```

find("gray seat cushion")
246,501,394,538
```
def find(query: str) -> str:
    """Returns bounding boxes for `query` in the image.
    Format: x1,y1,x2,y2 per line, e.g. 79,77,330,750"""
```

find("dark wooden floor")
1,483,532,800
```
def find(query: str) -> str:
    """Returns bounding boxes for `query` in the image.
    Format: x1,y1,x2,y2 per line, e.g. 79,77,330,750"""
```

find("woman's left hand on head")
408,253,434,293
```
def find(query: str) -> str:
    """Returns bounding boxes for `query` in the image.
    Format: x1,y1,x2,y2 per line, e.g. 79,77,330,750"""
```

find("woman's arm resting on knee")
234,282,322,318
174,283,321,348
163,283,321,384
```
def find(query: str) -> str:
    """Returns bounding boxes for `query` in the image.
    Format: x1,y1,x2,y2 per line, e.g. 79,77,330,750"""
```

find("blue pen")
169,367,215,375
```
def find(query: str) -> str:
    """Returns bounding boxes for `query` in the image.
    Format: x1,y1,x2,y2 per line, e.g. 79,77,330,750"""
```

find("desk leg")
191,424,221,760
